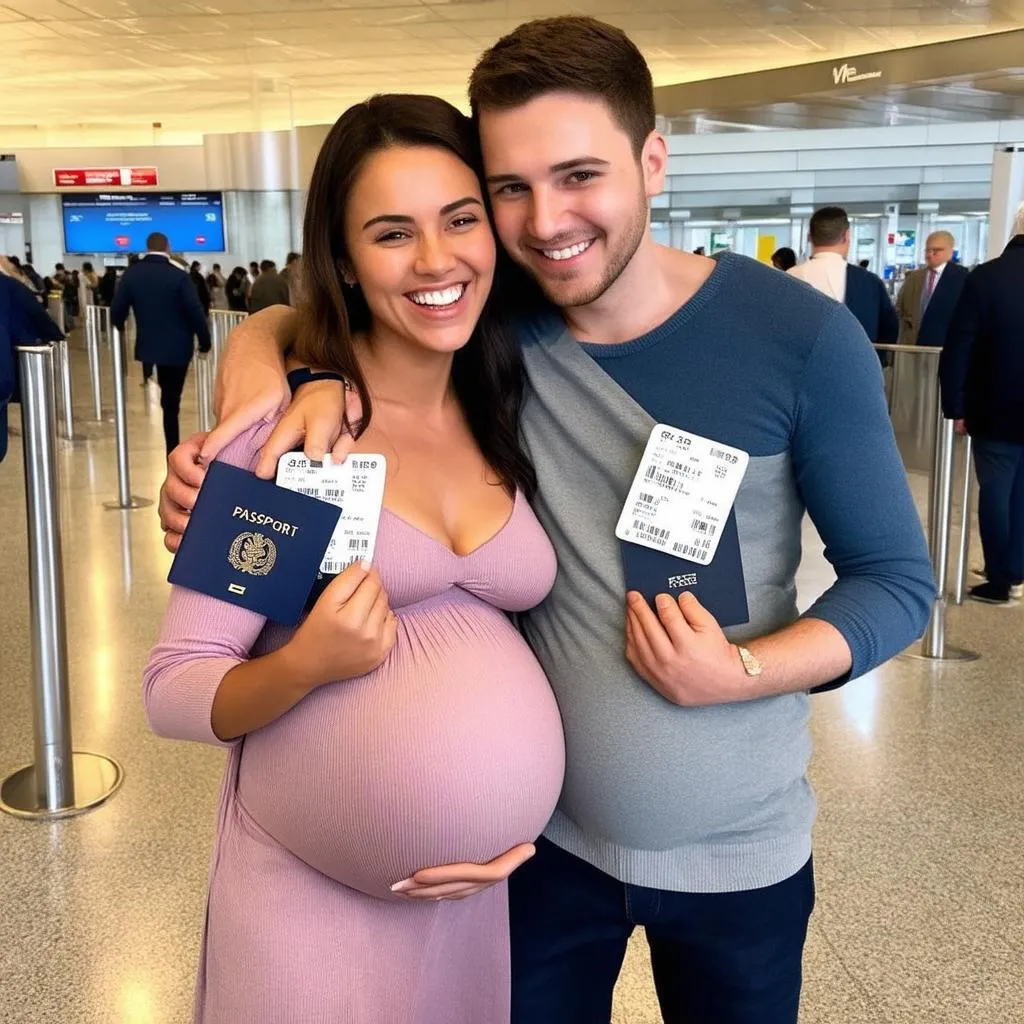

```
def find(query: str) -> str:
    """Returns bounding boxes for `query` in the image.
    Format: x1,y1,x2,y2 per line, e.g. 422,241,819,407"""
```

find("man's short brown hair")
468,16,656,158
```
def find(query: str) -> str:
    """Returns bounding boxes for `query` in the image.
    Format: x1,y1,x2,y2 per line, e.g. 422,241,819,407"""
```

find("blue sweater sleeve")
791,305,934,679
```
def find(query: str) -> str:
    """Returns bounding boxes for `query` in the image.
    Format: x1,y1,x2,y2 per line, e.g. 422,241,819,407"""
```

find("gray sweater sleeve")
792,305,934,680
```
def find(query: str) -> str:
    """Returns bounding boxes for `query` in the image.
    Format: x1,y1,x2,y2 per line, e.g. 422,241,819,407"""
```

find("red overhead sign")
53,166,158,187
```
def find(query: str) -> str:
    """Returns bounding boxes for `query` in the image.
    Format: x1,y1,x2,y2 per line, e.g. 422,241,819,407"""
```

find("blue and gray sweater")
515,252,933,894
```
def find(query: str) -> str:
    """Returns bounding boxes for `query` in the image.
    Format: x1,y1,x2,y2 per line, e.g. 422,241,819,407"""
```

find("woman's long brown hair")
293,93,537,500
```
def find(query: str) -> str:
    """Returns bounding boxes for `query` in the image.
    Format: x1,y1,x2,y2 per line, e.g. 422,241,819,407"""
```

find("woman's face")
344,144,496,356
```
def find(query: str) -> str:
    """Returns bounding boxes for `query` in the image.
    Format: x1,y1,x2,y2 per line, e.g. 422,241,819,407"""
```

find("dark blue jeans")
510,838,815,1024
973,438,1024,587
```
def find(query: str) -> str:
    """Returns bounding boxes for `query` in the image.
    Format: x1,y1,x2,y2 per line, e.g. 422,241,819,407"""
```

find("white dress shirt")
787,251,848,302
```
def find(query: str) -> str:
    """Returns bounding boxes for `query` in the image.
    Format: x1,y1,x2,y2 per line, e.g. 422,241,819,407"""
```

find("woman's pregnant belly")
237,591,566,899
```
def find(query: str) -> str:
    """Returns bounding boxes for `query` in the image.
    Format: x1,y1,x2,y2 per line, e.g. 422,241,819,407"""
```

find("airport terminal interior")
3,1,1024,1022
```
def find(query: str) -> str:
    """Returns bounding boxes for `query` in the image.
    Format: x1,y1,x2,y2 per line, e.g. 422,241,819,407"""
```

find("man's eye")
567,171,596,185
495,183,527,196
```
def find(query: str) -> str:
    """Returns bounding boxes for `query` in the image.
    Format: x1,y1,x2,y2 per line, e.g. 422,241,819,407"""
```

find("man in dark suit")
1,272,64,463
788,206,899,346
895,231,969,348
939,209,1024,605
111,231,211,455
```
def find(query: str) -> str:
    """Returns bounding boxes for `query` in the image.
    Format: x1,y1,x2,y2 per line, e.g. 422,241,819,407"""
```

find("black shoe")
968,582,1012,605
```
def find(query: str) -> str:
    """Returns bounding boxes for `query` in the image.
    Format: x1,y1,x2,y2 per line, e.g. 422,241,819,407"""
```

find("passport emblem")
228,531,278,576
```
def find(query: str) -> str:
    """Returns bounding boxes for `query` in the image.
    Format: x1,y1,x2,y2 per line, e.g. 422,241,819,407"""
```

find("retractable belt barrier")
0,346,124,820
209,309,247,377
196,348,214,433
875,344,979,663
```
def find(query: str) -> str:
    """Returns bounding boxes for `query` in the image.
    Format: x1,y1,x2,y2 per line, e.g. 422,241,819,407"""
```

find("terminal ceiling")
2,0,1024,142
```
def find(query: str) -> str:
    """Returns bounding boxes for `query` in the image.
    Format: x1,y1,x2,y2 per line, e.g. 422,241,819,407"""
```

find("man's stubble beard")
533,193,650,312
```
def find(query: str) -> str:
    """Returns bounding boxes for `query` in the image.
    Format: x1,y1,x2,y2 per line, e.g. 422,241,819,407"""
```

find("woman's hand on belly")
389,843,536,902
284,561,398,689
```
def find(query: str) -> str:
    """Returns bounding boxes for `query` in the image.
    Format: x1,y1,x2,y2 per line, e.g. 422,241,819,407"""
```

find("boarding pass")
276,452,387,575
614,424,749,566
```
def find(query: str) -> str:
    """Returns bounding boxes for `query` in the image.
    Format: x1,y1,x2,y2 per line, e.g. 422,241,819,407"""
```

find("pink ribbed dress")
143,423,566,1024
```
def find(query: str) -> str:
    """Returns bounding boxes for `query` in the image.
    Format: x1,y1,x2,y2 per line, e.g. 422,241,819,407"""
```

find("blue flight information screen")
61,191,226,254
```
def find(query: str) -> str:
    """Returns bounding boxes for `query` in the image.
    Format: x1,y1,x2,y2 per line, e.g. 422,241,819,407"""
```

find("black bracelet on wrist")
286,368,350,393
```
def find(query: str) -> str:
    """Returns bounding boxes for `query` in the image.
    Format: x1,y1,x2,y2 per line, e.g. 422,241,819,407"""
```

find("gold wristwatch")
736,645,763,677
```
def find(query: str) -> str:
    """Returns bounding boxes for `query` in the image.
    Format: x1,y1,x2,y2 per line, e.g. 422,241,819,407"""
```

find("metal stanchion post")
85,305,104,421
196,349,213,432
210,314,222,376
54,337,79,441
102,326,152,511
927,398,944,557
1,347,123,820
905,407,979,663
952,435,975,606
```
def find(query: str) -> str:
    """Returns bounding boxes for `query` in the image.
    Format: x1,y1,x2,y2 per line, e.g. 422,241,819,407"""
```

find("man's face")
925,236,953,271
478,93,665,310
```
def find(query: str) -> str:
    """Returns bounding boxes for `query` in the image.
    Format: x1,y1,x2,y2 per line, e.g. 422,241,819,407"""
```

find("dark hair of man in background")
772,247,797,271
147,232,169,252
808,207,850,247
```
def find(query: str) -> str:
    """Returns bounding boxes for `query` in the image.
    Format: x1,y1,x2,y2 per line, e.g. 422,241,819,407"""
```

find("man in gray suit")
895,231,969,348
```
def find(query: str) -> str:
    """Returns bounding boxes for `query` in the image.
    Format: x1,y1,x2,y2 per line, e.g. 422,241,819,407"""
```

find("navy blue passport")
168,461,341,626
621,508,750,628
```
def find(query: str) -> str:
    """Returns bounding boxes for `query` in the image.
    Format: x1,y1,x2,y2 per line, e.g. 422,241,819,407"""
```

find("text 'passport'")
168,461,342,626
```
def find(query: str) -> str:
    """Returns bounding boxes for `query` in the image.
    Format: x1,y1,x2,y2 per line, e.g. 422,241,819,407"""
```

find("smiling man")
157,16,933,1024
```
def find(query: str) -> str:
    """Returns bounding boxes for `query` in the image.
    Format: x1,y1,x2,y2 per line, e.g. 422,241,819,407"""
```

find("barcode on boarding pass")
632,519,670,544
643,465,686,493
673,538,713,559
690,519,717,536
321,539,371,575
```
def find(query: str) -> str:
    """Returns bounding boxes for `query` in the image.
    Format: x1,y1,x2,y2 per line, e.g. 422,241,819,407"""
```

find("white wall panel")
26,195,64,273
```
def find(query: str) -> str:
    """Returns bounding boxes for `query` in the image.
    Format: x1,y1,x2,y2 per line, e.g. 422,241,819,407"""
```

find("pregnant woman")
143,94,565,1023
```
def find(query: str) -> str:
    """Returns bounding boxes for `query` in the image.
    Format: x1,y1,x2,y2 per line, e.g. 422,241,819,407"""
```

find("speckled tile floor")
1,341,1021,1024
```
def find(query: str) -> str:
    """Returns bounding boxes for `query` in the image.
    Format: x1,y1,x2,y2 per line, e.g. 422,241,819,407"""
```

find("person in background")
62,270,80,330
207,263,228,310
247,258,290,313
225,267,250,313
97,266,118,307
789,206,898,346
771,247,797,272
0,256,32,289
939,204,1024,606
857,259,870,269
190,260,212,316
111,232,210,454
81,261,100,296
895,230,969,348
1,270,63,463
249,260,260,284
12,257,45,301
280,251,301,295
